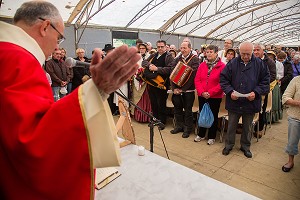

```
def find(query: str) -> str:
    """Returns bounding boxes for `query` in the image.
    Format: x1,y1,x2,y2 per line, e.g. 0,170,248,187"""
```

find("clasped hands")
149,64,158,72
60,81,67,87
202,92,210,99
174,88,182,95
90,46,141,94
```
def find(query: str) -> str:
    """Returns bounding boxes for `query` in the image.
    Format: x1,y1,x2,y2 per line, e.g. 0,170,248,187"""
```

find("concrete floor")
116,109,300,200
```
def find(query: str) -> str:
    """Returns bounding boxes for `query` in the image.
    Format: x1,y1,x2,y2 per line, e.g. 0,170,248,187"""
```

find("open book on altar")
95,167,121,190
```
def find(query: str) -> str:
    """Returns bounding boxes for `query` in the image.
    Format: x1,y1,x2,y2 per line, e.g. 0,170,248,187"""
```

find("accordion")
170,61,193,87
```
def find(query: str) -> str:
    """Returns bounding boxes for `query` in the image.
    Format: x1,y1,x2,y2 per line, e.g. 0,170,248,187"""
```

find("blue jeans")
67,82,72,94
285,117,300,155
52,86,66,101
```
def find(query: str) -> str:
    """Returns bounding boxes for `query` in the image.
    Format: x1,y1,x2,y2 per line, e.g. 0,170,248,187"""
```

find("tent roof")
1,0,299,46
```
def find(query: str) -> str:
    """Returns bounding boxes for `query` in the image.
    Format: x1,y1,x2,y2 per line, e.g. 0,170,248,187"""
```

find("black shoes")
240,147,252,158
222,148,231,156
222,147,252,158
182,132,190,138
170,127,183,134
282,164,294,172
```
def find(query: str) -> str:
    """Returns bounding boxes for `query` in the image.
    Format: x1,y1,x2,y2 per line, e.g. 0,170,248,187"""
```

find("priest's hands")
90,46,141,94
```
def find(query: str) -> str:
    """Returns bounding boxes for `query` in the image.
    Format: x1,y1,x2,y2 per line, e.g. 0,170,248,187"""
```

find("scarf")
206,57,220,76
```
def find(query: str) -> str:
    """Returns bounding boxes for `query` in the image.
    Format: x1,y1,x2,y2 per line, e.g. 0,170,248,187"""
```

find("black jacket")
262,53,276,83
220,54,270,113
72,57,90,91
280,60,293,93
142,51,174,89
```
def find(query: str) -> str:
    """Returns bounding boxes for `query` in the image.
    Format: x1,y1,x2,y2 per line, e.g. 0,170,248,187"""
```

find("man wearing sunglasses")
0,1,140,199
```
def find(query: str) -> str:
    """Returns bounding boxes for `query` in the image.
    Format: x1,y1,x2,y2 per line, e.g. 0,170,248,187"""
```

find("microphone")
65,57,90,68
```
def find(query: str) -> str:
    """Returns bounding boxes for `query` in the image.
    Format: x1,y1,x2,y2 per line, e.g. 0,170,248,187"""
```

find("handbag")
198,102,214,128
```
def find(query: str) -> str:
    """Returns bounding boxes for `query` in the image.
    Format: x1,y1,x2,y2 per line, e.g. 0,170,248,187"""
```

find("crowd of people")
32,28,300,169
84,38,298,169
1,1,299,199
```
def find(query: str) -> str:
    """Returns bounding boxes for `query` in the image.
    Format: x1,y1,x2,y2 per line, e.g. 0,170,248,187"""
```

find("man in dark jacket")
253,43,276,136
170,41,200,138
220,41,270,158
277,51,293,95
142,40,174,125
46,48,70,101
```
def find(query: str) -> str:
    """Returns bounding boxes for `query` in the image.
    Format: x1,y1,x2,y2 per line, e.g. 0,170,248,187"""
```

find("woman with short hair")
72,48,90,91
194,45,226,145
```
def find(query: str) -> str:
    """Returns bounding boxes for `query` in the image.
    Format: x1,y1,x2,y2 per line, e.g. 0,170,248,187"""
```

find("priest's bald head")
13,1,65,58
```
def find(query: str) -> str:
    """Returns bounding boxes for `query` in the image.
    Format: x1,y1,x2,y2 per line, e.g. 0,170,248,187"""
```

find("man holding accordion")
169,41,200,138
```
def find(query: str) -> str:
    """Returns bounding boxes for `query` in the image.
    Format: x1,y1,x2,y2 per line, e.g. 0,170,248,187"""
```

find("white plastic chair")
264,90,273,134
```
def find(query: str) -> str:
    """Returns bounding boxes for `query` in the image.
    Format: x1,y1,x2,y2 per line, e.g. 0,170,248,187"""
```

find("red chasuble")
0,22,120,200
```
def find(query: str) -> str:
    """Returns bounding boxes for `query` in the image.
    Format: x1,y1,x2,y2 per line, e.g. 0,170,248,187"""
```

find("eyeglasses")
39,17,65,45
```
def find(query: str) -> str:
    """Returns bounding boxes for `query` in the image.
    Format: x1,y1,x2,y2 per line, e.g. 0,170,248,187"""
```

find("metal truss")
206,0,289,38
74,0,116,28
70,0,168,45
210,1,300,41
68,0,116,46
267,33,300,45
188,0,277,35
252,25,300,44
160,0,279,35
159,0,300,45
239,18,300,43
125,0,167,28
67,0,89,24
159,0,206,32
66,0,299,46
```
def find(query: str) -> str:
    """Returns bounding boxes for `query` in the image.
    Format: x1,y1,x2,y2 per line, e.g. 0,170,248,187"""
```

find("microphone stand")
114,90,165,153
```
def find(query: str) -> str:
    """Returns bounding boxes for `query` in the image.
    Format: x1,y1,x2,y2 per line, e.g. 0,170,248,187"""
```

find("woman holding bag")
194,45,226,145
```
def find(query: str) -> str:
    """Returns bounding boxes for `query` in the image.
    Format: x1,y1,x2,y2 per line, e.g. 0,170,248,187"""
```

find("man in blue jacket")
220,41,270,158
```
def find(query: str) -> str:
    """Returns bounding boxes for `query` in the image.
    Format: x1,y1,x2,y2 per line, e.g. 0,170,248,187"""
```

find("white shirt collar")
182,52,192,60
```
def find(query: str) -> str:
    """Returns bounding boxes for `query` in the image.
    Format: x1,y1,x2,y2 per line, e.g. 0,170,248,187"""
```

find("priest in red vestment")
0,1,140,200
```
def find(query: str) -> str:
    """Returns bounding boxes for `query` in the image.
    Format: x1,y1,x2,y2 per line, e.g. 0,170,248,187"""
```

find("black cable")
157,129,170,159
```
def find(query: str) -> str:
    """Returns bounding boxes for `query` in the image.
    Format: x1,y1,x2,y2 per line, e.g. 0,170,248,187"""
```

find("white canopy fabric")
1,0,299,46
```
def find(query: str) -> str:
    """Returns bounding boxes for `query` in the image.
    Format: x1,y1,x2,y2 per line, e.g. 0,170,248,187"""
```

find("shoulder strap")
149,56,154,63
182,54,195,65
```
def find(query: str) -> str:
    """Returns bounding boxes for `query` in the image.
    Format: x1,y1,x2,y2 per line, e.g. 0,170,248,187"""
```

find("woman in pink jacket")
194,45,226,145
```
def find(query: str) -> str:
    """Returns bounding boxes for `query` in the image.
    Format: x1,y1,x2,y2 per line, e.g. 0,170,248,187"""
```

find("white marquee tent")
1,0,299,47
